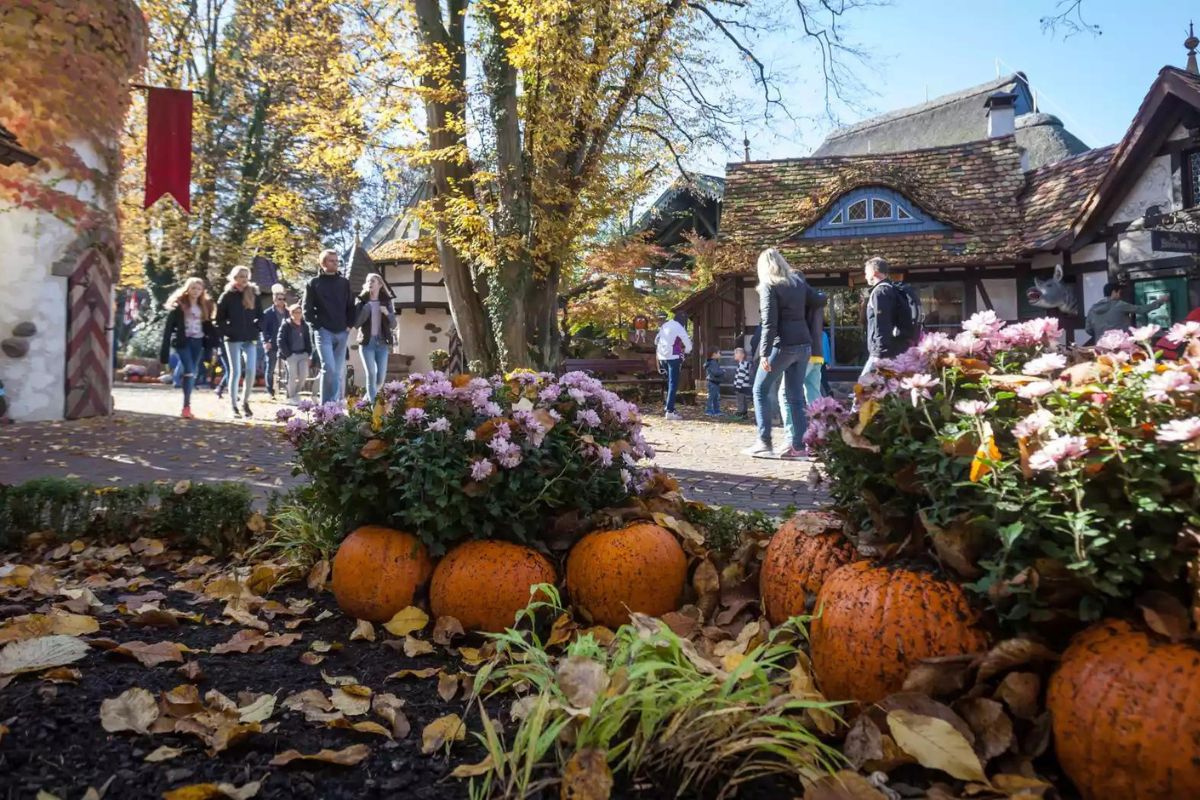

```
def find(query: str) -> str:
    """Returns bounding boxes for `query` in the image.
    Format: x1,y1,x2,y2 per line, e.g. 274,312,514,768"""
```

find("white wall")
0,206,71,421
1108,154,1173,225
1074,242,1107,264
396,309,454,372
1031,252,1062,271
977,278,1019,320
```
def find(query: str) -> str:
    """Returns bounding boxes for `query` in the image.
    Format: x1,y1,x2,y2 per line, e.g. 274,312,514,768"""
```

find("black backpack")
892,280,922,341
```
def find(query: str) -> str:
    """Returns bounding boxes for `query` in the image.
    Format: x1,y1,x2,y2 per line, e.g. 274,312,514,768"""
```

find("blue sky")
689,0,1194,174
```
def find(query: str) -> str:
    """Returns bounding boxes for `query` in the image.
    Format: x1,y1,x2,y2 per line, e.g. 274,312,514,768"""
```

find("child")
704,350,723,416
732,347,752,419
277,304,313,404
159,277,215,419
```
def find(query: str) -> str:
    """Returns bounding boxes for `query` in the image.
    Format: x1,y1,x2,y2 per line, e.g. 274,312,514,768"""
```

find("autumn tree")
347,0,871,372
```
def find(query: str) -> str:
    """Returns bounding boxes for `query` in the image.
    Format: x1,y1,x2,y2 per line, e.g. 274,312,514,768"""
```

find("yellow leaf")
886,709,987,783
560,747,613,800
383,606,429,637
969,424,1001,483
420,713,465,754
855,398,879,434
403,636,435,657
269,745,370,767
449,754,493,779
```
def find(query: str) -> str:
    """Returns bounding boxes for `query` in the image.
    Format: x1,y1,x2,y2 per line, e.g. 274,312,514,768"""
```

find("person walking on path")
732,347,752,419
158,277,215,419
215,265,262,418
1085,282,1167,344
303,249,355,404
654,310,692,420
744,248,825,460
703,350,723,416
354,273,396,403
260,284,289,399
861,256,915,381
277,304,313,404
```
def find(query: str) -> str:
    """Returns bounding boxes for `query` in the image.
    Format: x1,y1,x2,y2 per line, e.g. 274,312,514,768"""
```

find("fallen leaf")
350,620,375,642
386,667,441,681
692,559,720,620
0,612,99,643
1137,591,1191,642
421,713,465,754
110,640,189,667
843,716,884,770
901,654,975,697
307,560,330,591
281,689,341,723
403,636,435,657
328,718,393,738
975,639,1059,682
177,662,205,682
211,630,299,654
888,709,986,783
145,745,188,762
100,687,159,734
270,744,371,767
992,773,1053,796
995,672,1040,720
561,748,614,800
0,635,90,674
437,671,459,702
162,781,261,800
237,694,276,723
431,616,464,646
372,692,410,739
40,666,82,683
955,696,1014,761
331,686,372,716
449,754,494,779
383,607,429,637
803,770,888,800
557,656,609,709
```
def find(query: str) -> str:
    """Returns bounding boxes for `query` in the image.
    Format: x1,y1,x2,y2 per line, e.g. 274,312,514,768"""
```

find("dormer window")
1184,148,1200,208
803,186,950,238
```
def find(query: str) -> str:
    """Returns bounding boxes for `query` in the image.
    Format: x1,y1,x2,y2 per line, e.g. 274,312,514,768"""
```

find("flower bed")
807,314,1200,628
280,370,654,553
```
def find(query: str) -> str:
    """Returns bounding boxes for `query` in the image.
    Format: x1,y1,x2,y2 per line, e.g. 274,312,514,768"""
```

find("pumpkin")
331,526,433,622
566,523,687,627
811,561,989,705
760,517,859,625
430,540,557,632
1047,619,1200,800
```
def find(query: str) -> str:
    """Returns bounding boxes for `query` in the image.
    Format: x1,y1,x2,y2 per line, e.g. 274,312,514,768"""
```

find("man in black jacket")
259,283,289,398
861,256,911,380
303,249,355,403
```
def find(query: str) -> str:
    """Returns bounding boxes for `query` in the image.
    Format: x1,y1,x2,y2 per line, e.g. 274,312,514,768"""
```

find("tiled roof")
717,136,1028,273
632,173,725,233
1019,144,1117,252
368,238,416,262
344,241,375,293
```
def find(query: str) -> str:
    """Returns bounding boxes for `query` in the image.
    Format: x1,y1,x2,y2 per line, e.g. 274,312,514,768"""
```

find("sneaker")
664,411,683,421
742,440,774,457
232,406,242,418
242,404,253,418
180,407,194,420
778,447,809,461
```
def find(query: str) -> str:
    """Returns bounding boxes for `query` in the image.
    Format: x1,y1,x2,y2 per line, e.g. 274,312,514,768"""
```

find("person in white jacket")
654,311,693,420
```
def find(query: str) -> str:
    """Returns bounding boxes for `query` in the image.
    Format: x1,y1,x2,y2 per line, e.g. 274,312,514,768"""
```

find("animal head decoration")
1026,264,1078,315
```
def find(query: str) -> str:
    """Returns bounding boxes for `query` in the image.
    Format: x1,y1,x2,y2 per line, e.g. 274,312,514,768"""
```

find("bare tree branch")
1040,0,1102,38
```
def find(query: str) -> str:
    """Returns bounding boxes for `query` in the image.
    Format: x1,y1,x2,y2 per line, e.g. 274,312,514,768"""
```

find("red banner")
144,87,193,212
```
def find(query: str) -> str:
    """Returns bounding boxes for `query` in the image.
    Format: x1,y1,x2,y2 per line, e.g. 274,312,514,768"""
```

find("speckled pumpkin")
1047,619,1200,800
811,561,989,705
566,523,687,627
430,540,557,632
331,527,433,622
760,519,859,625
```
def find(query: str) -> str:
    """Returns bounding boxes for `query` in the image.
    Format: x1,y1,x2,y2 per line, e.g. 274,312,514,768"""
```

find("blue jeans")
804,360,823,406
663,358,682,413
176,337,204,408
264,347,280,395
225,340,258,409
859,356,879,383
706,381,721,414
753,345,810,450
314,327,350,403
360,336,389,401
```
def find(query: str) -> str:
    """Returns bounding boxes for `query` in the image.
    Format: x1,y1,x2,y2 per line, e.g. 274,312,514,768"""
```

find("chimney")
984,91,1017,138
1186,22,1199,74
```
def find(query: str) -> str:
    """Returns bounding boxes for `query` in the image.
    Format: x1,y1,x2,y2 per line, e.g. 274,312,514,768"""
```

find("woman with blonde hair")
744,247,826,460
159,277,215,419
215,265,262,417
353,273,396,402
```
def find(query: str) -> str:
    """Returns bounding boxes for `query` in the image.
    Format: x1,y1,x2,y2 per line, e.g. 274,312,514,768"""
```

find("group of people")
159,249,400,419
656,249,922,461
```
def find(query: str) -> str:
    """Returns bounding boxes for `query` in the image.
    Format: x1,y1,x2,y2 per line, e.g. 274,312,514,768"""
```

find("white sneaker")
742,440,774,457
664,411,683,421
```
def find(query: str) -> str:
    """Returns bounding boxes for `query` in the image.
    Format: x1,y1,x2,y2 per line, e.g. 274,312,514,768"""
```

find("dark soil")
0,559,793,800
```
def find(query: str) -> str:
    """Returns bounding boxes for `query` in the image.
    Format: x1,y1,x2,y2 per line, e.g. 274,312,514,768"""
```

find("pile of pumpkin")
759,513,1200,800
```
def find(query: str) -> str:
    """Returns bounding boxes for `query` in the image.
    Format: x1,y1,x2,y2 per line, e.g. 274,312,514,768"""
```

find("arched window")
802,187,949,238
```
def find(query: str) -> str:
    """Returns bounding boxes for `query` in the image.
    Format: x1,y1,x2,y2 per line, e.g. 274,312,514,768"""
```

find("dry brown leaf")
281,689,341,723
887,709,986,783
843,716,884,770
692,559,721,620
40,666,82,684
211,630,300,655
350,620,375,642
560,747,613,800
307,560,330,591
237,694,276,723
162,782,261,800
437,671,460,702
449,754,494,779
1137,590,1191,642
995,672,1041,720
100,687,159,734
383,607,429,637
111,640,189,667
386,667,441,681
0,612,99,643
557,656,609,709
270,744,371,767
420,713,466,754
992,773,1052,796
955,696,1014,761
328,717,394,739
144,745,188,762
372,692,410,739
901,655,975,697
974,639,1059,683
0,635,90,675
878,693,975,743
432,616,465,646
222,605,269,632
177,661,205,682
403,636,435,657
331,686,372,716
803,771,888,800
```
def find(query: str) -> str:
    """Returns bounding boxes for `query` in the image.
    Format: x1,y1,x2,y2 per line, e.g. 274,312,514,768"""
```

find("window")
897,206,913,220
801,186,950,239
1185,149,1200,208
847,200,868,221
909,282,965,330
872,198,893,220
830,210,844,225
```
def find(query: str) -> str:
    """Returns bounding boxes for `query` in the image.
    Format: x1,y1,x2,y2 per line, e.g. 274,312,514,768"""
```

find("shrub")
428,349,450,371
807,314,1200,628
681,503,776,555
155,481,255,555
281,370,654,554
257,486,344,567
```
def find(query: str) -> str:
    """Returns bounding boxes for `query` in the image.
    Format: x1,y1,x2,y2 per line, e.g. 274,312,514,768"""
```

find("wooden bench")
562,358,650,376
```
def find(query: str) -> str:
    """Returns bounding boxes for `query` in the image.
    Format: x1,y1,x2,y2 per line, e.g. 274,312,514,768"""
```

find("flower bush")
281,370,654,553
808,313,1200,627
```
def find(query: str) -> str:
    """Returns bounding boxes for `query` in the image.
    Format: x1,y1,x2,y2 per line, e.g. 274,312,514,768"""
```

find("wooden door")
64,246,114,419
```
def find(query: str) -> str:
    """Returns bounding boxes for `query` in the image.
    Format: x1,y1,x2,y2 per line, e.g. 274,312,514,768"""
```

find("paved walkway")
0,385,825,514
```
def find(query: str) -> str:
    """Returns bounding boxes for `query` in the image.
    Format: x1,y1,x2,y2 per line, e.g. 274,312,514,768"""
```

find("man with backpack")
861,256,920,380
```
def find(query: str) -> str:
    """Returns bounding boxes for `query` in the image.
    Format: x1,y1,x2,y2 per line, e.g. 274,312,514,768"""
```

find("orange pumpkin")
331,526,433,622
430,540,557,632
1047,619,1200,800
566,523,687,627
811,561,989,705
760,517,859,625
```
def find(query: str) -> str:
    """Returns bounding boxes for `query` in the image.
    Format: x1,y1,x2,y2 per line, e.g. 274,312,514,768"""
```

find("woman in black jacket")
353,273,396,402
215,266,262,418
744,248,826,460
159,277,215,419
